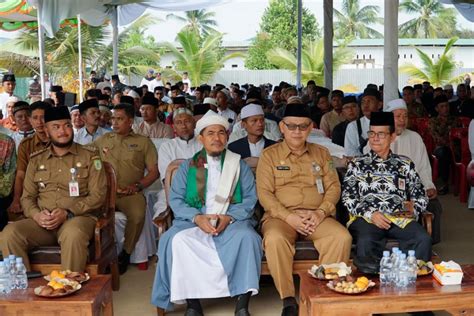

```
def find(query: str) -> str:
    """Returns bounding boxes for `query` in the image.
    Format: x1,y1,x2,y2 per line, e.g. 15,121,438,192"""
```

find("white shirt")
344,116,370,157
229,118,281,143
158,136,202,181
12,129,35,150
218,108,237,132
182,78,192,93
249,138,265,157
74,126,109,145
148,79,164,92
205,155,221,213
140,78,155,90
0,92,11,118
307,128,346,158
363,129,435,191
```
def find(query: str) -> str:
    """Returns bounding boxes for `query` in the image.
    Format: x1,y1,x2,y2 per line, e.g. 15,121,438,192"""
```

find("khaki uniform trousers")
1,216,96,271
262,217,352,299
116,193,146,254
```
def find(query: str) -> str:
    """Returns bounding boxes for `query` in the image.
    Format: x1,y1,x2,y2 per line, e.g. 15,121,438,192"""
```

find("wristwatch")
134,182,144,191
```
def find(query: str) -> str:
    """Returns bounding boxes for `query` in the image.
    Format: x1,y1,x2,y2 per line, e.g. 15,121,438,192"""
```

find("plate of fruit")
417,260,434,276
308,262,352,280
327,276,375,294
34,278,81,298
44,270,90,283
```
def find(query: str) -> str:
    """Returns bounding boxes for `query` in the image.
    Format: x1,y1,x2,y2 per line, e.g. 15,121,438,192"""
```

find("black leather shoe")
281,304,298,316
118,250,130,275
184,308,204,316
235,308,250,316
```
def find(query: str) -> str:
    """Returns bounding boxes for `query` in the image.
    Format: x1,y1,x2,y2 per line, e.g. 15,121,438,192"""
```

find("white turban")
384,99,407,112
127,90,140,99
6,96,19,104
195,110,229,135
240,103,264,120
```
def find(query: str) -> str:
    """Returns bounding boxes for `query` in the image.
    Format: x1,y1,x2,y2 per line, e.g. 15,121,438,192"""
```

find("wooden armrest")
95,217,112,230
422,211,433,237
153,208,172,238
94,217,113,259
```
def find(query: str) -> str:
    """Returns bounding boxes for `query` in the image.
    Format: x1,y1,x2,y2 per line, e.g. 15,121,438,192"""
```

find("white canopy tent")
26,0,225,99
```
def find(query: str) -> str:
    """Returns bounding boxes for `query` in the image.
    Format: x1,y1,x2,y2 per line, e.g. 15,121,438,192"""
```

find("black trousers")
349,217,432,261
426,198,442,245
433,146,452,186
0,193,12,231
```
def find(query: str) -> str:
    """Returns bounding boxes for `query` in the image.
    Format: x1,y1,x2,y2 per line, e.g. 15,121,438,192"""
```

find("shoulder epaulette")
29,148,48,158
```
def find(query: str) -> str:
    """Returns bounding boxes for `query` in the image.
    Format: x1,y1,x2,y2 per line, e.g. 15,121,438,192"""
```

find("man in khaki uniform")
8,101,51,219
2,106,106,272
94,103,158,274
256,104,352,316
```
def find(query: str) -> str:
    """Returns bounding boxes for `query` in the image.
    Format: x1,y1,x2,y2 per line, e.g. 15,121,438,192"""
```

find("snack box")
433,261,463,285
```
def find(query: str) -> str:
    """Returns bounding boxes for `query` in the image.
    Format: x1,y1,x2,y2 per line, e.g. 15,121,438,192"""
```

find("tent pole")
78,14,83,103
323,0,333,90
383,0,399,106
36,0,46,100
296,0,302,89
112,5,118,75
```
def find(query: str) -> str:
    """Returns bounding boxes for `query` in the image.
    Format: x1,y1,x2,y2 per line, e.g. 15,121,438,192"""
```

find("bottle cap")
392,247,399,253
408,250,415,256
15,257,23,263
3,258,9,265
8,255,15,260
383,251,390,257
400,253,407,259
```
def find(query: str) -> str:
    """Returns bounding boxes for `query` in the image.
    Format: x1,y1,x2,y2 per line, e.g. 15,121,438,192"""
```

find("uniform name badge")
398,178,406,191
69,168,80,197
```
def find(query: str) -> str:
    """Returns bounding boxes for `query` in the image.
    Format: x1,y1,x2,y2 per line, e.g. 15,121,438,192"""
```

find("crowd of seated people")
0,70,472,316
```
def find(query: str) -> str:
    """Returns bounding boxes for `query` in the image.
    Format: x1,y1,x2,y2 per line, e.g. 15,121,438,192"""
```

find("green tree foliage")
166,9,218,37
334,0,383,39
399,37,461,86
399,0,458,38
94,14,162,76
266,39,353,85
245,0,320,70
162,29,243,86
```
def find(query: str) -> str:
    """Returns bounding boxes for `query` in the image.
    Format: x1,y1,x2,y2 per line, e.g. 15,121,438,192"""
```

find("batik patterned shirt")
0,132,16,197
342,150,428,228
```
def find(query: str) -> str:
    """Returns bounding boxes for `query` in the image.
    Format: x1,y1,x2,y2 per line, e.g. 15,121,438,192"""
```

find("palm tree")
266,40,353,85
93,14,162,77
166,9,217,37
334,0,383,39
399,37,461,87
399,0,457,38
162,29,243,86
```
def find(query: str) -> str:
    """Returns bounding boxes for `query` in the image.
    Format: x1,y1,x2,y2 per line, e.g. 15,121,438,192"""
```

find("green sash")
185,149,242,209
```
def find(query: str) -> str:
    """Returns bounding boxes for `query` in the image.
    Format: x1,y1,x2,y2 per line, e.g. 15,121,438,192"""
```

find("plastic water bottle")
390,250,400,285
14,258,28,290
3,258,14,289
379,251,392,286
407,250,418,286
397,254,410,288
0,262,12,294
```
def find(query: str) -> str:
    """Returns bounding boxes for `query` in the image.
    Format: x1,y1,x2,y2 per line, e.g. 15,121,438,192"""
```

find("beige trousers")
116,193,146,254
262,217,352,298
1,216,96,271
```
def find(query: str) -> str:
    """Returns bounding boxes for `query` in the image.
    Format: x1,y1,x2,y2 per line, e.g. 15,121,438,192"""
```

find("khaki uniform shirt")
133,121,174,139
21,143,106,219
256,141,341,222
17,133,50,173
94,131,158,188
319,110,345,137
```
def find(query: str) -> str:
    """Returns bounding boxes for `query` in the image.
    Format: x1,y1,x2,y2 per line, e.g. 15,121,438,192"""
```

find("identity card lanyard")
312,162,324,194
69,168,80,197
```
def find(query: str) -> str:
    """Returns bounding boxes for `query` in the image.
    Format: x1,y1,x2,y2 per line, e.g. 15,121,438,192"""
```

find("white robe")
153,136,202,219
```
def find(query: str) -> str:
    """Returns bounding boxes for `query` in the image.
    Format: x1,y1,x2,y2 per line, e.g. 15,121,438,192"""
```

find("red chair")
467,161,474,187
449,128,469,203
459,117,471,128
430,154,439,183
417,118,435,154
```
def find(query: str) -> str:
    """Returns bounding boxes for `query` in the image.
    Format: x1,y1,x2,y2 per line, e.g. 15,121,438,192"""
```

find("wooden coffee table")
299,264,474,316
0,274,113,316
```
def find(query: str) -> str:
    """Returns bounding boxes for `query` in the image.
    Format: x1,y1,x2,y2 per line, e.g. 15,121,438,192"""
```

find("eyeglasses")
367,131,390,139
282,121,311,131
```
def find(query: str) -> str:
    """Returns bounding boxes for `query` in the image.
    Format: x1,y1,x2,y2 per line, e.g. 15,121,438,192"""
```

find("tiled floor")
113,193,474,316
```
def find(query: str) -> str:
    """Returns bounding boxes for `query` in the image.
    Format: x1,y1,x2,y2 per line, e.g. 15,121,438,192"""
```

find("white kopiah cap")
195,110,229,135
384,98,407,112
240,103,264,120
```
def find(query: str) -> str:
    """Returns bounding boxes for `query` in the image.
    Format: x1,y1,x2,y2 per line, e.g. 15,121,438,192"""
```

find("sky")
142,0,473,43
